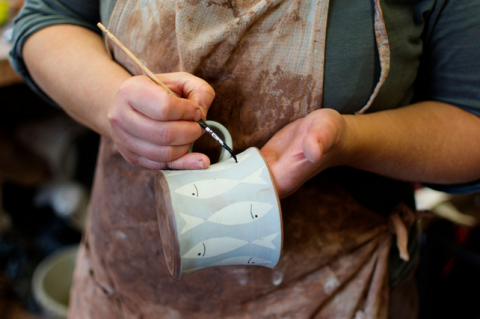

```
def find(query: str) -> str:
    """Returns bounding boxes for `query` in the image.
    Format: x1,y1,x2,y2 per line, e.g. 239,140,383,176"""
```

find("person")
9,0,480,317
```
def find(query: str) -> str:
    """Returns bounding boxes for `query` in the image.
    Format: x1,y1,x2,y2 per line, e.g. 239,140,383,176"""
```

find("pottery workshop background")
1,0,480,318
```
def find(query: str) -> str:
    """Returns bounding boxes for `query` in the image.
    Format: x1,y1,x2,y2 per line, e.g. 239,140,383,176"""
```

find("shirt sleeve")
8,0,100,107
413,0,480,194
414,0,480,116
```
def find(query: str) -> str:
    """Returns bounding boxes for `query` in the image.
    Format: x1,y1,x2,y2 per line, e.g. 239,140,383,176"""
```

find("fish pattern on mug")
210,256,272,266
174,167,267,199
178,201,273,234
181,256,272,276
182,233,279,259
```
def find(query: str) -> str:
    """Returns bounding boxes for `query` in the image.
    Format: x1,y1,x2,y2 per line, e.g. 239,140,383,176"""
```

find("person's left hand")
261,108,350,199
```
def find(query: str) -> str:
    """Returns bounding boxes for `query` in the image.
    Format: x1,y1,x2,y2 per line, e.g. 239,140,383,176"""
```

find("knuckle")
209,87,216,99
157,103,170,120
160,146,176,162
117,81,132,100
145,148,162,163
197,80,215,98
155,93,173,119
168,160,187,170
107,110,121,126
179,161,187,170
158,126,175,144
203,82,215,97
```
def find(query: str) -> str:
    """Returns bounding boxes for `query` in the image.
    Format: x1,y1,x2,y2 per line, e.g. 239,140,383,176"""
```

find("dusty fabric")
11,0,480,122
387,263,419,319
66,0,414,318
70,138,398,318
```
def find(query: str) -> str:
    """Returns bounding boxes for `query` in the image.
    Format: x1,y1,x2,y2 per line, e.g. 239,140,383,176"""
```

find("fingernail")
197,160,204,169
194,109,202,121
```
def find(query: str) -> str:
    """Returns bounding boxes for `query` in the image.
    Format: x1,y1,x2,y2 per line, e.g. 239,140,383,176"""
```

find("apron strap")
355,0,390,114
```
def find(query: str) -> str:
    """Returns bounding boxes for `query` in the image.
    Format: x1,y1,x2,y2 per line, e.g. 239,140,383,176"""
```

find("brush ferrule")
198,121,237,163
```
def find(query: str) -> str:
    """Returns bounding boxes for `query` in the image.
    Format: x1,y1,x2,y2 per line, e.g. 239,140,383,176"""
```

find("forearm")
22,24,217,171
22,25,131,137
343,101,480,184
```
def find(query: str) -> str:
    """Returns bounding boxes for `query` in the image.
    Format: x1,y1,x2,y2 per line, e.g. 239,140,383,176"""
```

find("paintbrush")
97,23,237,163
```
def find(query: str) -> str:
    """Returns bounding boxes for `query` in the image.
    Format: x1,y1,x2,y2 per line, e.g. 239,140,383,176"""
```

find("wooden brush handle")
97,22,177,97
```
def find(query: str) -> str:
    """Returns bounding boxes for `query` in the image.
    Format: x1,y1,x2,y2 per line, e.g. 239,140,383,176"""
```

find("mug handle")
189,120,233,162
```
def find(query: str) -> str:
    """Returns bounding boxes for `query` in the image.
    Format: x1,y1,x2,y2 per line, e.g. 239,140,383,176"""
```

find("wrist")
94,72,132,139
335,114,361,168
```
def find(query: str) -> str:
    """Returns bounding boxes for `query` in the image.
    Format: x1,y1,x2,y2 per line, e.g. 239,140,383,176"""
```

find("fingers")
110,107,203,146
260,109,346,198
302,133,324,163
117,76,203,121
113,125,210,169
166,152,211,170
116,73,215,122
108,72,216,170
155,72,215,119
302,110,344,163
118,146,211,170
115,131,190,162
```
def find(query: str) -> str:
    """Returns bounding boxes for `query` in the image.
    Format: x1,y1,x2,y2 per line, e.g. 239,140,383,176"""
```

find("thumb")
181,76,215,121
154,72,215,121
301,113,340,163
302,132,324,163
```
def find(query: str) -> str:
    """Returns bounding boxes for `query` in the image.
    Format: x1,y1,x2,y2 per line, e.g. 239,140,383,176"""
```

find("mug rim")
155,175,182,279
255,147,284,259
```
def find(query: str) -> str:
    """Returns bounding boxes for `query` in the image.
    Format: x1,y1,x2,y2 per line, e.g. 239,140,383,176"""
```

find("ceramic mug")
155,121,283,279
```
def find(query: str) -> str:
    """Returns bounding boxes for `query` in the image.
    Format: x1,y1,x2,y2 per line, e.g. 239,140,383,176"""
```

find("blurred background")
1,1,480,318
1,2,98,317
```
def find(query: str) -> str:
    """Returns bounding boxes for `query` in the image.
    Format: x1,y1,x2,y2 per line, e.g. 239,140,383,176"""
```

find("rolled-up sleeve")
414,0,480,116
8,0,100,106
413,0,480,194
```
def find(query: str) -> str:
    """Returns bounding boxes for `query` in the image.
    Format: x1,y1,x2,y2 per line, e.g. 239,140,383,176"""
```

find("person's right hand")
105,72,215,170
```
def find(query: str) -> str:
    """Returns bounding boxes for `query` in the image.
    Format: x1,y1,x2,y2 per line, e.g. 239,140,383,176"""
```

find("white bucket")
32,245,78,319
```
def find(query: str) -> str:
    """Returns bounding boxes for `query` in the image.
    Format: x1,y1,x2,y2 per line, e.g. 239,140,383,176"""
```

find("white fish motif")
182,233,279,259
211,256,272,266
174,167,267,199
161,153,251,177
179,201,273,234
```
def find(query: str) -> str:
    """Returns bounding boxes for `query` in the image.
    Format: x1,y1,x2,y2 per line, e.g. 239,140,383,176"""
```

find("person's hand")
261,108,350,199
105,72,215,170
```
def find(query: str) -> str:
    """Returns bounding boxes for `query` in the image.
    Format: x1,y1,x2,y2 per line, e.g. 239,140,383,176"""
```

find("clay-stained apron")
67,0,407,318
106,0,389,149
